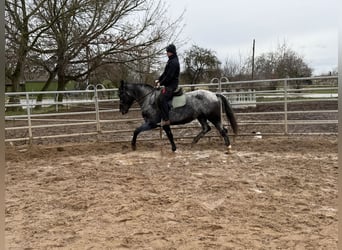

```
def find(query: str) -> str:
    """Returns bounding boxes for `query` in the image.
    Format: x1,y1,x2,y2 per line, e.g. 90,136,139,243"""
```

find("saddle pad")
172,95,186,108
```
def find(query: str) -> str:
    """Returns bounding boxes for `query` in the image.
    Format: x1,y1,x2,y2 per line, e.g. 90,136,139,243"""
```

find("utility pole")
252,39,255,80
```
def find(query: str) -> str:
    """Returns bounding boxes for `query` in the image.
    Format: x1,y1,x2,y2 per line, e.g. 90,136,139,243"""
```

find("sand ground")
5,135,338,249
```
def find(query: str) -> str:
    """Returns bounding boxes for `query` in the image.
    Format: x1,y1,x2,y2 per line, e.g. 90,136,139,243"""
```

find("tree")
32,0,183,102
254,43,312,79
222,54,251,81
5,0,67,109
182,45,221,86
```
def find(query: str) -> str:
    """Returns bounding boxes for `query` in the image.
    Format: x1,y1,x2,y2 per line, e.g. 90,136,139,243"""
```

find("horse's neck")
132,84,153,106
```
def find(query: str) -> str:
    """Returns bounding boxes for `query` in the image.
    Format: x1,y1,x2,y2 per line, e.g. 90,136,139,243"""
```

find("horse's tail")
216,94,238,135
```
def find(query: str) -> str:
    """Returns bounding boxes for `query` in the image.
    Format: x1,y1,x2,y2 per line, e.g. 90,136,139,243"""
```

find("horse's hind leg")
212,121,232,153
162,125,177,152
192,118,211,144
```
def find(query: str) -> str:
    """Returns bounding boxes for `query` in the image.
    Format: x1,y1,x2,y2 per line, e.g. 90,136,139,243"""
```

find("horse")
118,80,238,153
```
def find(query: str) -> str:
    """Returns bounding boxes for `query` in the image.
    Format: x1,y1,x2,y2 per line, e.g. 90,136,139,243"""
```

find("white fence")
5,76,338,145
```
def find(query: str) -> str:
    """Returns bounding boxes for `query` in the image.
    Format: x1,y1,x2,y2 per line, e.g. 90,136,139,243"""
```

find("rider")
155,44,180,126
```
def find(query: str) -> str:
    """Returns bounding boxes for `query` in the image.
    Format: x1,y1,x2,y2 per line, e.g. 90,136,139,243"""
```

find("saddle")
173,87,183,96
151,87,186,109
170,87,186,108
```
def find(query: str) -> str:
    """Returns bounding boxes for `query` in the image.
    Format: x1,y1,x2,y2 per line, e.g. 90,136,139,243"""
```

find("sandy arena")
5,134,337,249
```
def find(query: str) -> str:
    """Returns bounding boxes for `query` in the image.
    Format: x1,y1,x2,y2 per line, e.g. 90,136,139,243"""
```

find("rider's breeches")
158,88,173,121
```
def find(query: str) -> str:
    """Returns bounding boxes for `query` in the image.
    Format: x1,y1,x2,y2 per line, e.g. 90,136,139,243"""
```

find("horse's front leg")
162,125,177,152
131,122,157,150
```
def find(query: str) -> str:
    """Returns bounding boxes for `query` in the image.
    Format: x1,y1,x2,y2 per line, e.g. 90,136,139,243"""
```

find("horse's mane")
119,81,154,96
132,82,154,90
121,80,153,89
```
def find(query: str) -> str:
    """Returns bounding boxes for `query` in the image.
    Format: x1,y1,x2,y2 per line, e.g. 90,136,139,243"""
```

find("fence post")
26,92,33,144
218,78,223,125
94,87,101,137
55,93,59,112
220,77,229,92
284,78,288,135
218,79,222,93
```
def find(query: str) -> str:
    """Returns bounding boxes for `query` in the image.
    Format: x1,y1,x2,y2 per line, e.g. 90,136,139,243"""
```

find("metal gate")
5,76,338,145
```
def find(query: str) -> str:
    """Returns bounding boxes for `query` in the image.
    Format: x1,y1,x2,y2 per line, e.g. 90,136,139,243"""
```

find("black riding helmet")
166,44,176,54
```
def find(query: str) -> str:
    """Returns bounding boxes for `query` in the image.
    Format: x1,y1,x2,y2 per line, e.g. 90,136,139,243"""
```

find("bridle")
135,88,155,103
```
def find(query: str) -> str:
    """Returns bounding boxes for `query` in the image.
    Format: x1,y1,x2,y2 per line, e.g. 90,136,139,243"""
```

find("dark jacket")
159,54,180,90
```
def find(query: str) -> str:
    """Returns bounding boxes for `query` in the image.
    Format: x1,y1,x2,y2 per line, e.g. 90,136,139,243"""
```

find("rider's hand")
155,80,160,89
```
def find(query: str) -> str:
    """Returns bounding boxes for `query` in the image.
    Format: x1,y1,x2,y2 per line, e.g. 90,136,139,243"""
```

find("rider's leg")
159,88,173,125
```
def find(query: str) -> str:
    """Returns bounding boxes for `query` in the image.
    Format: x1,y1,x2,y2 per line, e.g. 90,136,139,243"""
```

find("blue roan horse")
118,80,238,152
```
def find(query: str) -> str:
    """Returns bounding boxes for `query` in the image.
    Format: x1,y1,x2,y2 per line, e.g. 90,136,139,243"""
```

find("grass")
24,81,76,92
301,89,338,94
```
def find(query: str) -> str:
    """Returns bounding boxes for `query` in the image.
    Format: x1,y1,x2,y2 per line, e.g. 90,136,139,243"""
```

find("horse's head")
118,80,135,114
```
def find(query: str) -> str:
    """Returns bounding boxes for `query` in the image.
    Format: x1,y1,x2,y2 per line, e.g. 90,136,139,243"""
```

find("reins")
135,88,155,103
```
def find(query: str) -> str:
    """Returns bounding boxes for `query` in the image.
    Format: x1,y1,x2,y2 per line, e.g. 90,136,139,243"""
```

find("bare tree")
222,53,251,81
5,0,67,109
31,0,183,102
254,42,312,79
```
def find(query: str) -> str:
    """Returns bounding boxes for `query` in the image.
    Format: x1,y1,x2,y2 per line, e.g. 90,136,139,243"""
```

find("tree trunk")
35,69,58,110
6,28,29,112
7,72,23,112
56,69,67,107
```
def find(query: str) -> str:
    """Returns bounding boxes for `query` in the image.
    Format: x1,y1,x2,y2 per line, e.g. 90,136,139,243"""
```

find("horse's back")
183,89,220,112
185,89,219,103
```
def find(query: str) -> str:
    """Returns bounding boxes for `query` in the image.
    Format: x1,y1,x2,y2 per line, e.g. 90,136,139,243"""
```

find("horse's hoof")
172,145,177,152
131,144,137,151
225,145,232,154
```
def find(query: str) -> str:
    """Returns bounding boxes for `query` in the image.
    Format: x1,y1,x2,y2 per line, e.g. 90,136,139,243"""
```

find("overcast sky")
163,0,338,75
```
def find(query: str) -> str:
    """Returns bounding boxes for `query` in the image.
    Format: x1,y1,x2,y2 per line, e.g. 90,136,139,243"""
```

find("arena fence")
5,76,338,145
